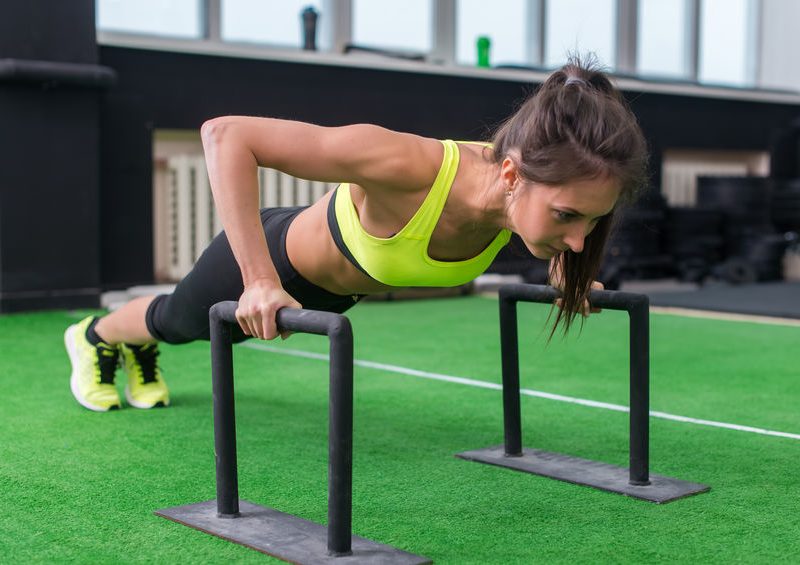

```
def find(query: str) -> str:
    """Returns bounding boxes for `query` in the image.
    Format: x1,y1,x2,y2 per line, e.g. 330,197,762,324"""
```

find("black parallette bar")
207,301,355,557
210,300,347,336
628,300,650,485
160,302,431,561
497,284,650,487
156,501,430,564
498,283,648,312
460,283,709,503
209,303,239,518
456,447,709,504
499,294,522,456
0,58,117,87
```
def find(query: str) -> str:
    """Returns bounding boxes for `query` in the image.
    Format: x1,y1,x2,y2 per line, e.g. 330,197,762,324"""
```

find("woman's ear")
500,155,520,193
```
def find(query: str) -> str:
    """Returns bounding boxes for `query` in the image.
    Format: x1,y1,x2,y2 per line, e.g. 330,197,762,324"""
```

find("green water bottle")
477,36,491,68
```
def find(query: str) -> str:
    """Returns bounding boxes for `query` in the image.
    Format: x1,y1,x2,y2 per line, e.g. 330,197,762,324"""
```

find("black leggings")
145,207,363,344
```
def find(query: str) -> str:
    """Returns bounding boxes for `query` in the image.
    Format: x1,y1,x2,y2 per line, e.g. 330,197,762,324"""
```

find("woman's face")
506,176,620,260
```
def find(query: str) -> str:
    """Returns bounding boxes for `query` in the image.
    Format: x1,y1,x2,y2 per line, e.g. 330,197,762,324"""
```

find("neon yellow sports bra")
327,139,511,287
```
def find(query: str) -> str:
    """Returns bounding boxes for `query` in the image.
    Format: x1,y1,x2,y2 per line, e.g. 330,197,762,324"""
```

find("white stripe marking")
650,306,800,327
476,292,800,327
241,342,800,441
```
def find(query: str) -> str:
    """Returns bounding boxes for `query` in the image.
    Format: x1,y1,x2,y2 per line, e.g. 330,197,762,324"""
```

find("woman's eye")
553,210,574,222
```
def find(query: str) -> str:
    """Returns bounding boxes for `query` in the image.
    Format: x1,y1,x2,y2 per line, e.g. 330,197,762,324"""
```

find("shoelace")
129,344,160,384
96,345,119,385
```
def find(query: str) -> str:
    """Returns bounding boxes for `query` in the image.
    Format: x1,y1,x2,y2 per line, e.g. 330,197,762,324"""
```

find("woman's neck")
465,152,508,232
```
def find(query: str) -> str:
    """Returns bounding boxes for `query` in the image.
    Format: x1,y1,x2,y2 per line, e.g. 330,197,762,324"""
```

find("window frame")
96,0,792,103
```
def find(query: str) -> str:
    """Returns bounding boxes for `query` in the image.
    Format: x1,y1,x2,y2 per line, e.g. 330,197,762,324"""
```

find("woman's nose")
563,228,585,254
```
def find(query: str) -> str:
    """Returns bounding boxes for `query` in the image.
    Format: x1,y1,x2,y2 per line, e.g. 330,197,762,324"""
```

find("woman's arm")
200,116,439,339
202,117,439,188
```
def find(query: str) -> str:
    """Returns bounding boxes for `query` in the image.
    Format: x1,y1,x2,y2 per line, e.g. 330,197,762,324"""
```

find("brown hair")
491,54,649,335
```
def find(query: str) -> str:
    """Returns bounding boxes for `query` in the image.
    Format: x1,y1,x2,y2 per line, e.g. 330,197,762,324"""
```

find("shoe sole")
65,324,121,412
125,384,169,409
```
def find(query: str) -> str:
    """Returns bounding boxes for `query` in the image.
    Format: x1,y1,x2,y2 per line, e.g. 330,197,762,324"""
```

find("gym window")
698,0,758,87
220,0,325,48
352,0,433,53
637,0,692,79
95,0,774,93
96,0,204,39
455,0,528,67
544,0,617,69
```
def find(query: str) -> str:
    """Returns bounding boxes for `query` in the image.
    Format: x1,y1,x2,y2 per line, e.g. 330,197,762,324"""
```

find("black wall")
0,0,109,312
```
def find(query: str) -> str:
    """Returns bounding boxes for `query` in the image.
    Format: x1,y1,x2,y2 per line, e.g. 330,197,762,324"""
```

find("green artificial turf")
1,296,799,563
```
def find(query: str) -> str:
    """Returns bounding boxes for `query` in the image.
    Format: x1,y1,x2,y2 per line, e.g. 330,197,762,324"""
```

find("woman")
64,57,648,412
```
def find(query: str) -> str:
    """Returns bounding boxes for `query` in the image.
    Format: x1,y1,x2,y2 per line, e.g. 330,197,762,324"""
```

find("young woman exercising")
64,57,648,412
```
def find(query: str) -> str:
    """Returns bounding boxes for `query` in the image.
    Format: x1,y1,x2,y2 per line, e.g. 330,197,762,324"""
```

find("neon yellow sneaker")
65,316,121,412
120,343,170,409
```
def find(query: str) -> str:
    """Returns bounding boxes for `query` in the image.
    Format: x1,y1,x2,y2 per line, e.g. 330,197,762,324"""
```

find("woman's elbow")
200,117,233,147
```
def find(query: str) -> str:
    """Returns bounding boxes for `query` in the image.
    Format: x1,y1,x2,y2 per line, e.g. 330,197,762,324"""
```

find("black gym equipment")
769,117,800,180
695,176,792,282
457,284,710,503
771,178,800,233
662,207,725,282
159,286,710,562
156,301,430,564
602,190,672,284
697,176,773,257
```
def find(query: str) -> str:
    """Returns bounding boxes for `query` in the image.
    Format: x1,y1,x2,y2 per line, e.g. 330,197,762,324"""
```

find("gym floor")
1,295,798,563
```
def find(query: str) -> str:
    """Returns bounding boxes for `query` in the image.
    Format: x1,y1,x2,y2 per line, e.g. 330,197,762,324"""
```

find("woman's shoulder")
343,127,444,193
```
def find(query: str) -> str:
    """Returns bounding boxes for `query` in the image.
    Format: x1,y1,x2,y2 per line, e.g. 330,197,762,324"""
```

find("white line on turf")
649,306,800,327
475,294,800,327
241,342,800,442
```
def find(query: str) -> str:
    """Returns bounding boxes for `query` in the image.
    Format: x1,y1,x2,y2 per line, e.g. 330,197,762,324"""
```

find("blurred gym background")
2,0,799,314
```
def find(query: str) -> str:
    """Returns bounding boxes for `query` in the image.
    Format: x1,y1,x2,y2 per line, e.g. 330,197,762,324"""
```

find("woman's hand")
236,279,302,340
549,258,603,318
553,281,604,317
582,280,604,317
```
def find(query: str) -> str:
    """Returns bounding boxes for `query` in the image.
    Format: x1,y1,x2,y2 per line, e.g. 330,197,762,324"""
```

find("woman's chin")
530,248,553,260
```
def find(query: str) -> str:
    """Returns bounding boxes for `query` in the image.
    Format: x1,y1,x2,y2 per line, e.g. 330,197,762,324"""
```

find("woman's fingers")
236,301,270,339
236,287,303,341
238,308,277,339
236,307,263,339
261,310,278,340
276,298,302,340
588,280,604,316
235,309,251,336
554,281,605,317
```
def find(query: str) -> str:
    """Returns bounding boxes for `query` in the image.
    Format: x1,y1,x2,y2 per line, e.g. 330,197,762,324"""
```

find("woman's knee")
145,294,208,344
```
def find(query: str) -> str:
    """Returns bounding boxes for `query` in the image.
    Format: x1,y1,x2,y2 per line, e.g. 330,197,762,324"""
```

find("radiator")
154,154,337,282
661,160,751,206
